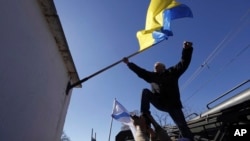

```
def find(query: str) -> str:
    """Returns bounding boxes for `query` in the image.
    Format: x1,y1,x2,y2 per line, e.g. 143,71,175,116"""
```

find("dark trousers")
141,88,194,140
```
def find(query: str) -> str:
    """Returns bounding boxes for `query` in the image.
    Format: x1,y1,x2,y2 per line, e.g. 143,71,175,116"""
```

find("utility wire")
181,8,250,91
184,44,250,103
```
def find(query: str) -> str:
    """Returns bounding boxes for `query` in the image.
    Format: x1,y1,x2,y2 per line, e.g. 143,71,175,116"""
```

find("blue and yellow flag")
137,0,193,51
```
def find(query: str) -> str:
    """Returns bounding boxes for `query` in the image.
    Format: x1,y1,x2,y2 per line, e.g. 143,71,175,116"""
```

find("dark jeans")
141,88,194,140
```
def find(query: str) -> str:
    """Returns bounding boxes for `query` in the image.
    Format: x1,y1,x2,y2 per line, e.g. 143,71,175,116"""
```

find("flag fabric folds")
137,0,193,51
111,99,131,124
111,99,136,138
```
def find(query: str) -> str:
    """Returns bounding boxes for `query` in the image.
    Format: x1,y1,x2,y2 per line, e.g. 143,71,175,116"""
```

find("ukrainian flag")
137,0,193,51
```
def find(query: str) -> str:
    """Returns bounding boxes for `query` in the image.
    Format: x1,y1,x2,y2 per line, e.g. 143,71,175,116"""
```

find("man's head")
154,62,166,73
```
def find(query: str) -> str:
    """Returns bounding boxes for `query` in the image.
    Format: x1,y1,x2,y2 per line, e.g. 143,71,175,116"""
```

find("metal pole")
108,117,114,141
66,46,153,94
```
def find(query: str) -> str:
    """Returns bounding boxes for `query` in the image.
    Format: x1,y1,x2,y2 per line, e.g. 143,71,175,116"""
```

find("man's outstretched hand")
122,57,129,64
183,41,193,49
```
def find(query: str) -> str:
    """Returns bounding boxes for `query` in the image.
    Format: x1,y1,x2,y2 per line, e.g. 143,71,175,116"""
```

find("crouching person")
131,114,171,141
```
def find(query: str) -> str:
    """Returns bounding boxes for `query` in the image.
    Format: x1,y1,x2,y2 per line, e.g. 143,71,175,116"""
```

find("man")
123,41,194,140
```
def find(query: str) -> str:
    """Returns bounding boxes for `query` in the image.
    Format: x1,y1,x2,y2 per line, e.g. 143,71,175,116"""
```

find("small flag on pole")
111,99,131,123
111,99,136,138
137,0,193,51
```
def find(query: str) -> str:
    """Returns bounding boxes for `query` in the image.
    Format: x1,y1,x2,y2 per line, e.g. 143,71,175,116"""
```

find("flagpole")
108,116,114,141
66,47,152,94
91,128,93,141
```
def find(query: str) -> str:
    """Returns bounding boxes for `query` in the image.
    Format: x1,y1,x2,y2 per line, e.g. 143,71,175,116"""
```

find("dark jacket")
127,47,193,109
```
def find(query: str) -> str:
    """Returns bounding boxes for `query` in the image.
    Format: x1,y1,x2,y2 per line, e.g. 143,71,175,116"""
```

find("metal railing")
206,79,250,109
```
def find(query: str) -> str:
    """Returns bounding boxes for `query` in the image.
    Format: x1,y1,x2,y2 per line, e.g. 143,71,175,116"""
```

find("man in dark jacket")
123,41,194,141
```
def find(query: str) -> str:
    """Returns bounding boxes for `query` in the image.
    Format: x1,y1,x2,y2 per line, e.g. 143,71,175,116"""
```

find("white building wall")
0,0,78,141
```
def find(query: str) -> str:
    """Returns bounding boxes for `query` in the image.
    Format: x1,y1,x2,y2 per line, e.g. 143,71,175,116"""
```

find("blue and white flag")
111,99,131,123
111,99,136,138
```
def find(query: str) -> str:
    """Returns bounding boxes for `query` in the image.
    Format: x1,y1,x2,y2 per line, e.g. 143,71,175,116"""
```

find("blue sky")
54,0,250,140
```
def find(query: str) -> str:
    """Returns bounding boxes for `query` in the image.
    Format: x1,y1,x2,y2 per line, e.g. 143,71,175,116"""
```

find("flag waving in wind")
111,99,131,123
111,99,136,138
137,0,193,51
